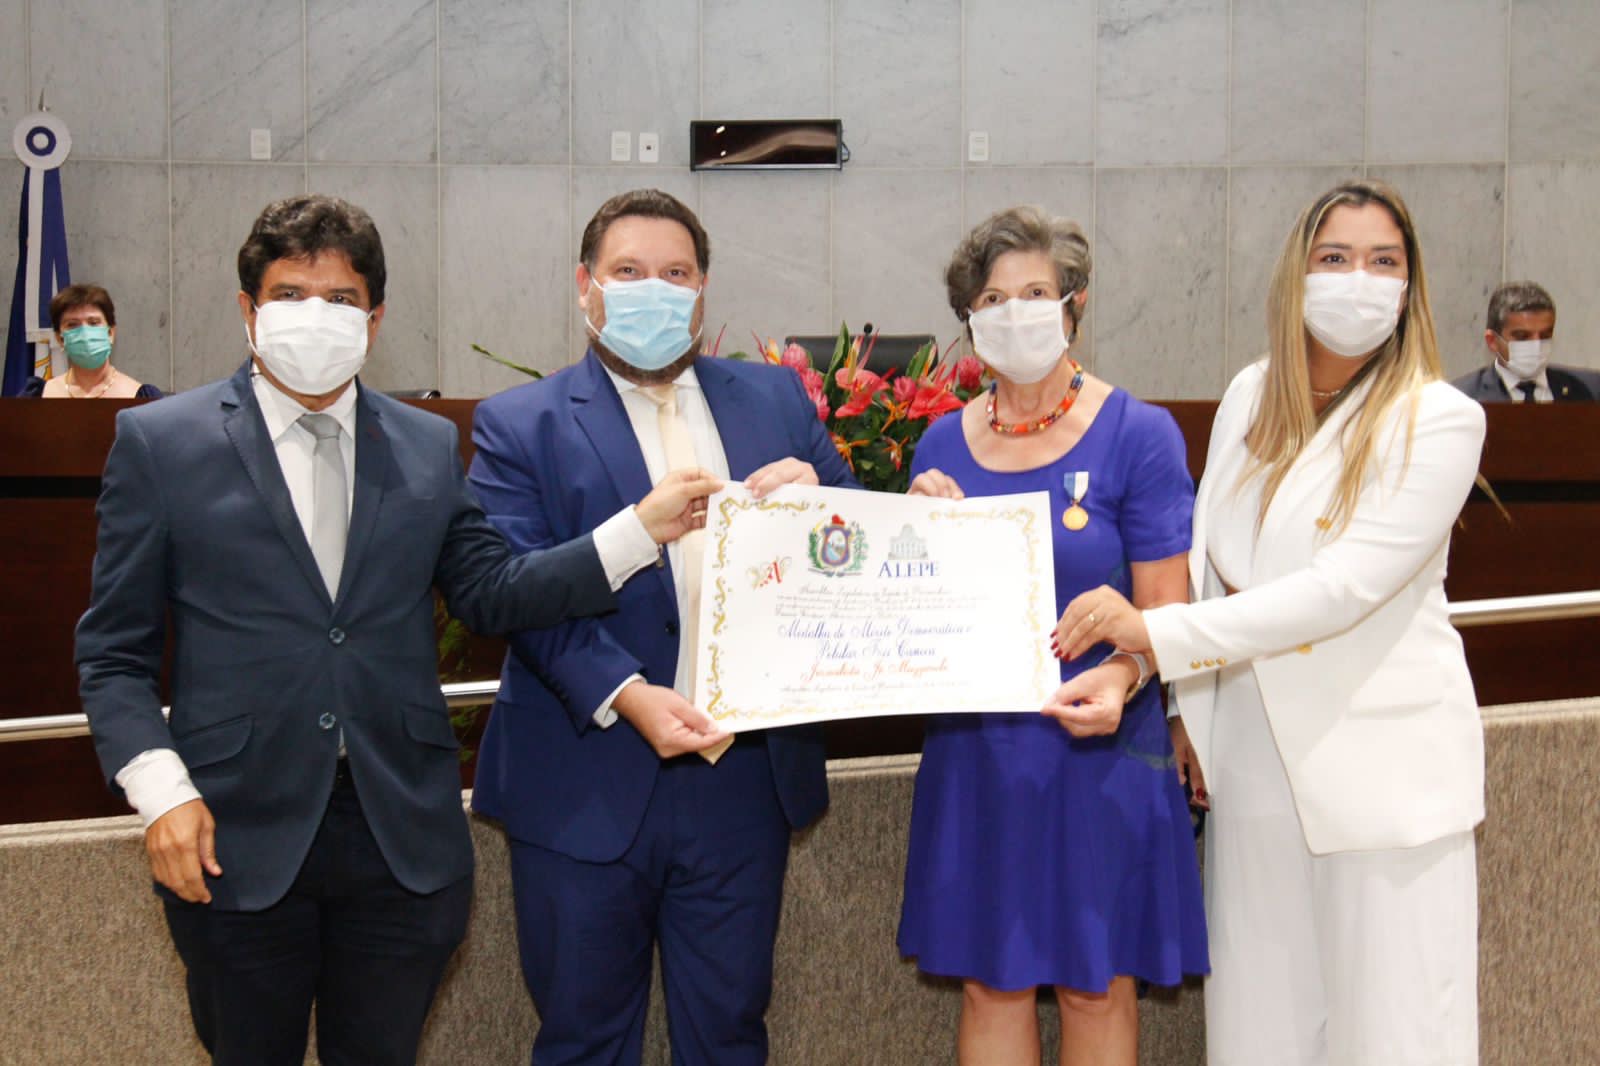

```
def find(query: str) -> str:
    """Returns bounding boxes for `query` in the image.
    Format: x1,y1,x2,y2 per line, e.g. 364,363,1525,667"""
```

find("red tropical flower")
780,343,812,372
892,376,918,405
907,383,966,421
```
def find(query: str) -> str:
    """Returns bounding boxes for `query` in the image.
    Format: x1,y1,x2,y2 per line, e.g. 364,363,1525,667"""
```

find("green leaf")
472,343,544,379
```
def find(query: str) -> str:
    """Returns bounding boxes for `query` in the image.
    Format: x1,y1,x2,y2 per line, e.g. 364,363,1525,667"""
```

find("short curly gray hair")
945,205,1091,330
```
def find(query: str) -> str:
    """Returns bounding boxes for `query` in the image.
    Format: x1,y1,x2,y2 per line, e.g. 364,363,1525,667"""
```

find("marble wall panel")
698,172,831,348
307,0,437,164
1508,162,1600,372
29,0,167,160
59,162,171,390
307,166,439,392
1509,0,1600,162
440,0,569,165
702,0,831,119
171,0,304,162
964,0,1093,166
1094,167,1227,399
170,164,307,391
834,0,962,167
1371,165,1505,381
1367,0,1507,164
439,166,571,394
1096,0,1227,166
1226,166,1362,377
1,0,26,134
1230,0,1364,165
831,169,963,347
571,0,698,167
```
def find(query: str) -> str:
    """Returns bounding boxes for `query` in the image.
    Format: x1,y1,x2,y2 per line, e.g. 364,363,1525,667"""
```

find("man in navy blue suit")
468,188,856,1065
76,194,720,1066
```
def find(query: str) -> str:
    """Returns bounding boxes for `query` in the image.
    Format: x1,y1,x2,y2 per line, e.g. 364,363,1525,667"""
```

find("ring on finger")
1087,612,1097,625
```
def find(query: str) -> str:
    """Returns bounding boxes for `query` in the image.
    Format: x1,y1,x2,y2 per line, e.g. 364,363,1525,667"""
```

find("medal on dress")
1062,471,1089,531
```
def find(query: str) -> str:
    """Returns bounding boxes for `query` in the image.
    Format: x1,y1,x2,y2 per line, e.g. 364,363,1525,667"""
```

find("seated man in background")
27,283,162,399
1451,280,1599,403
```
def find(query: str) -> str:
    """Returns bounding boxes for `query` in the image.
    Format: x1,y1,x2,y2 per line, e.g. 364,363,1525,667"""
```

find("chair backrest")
783,334,936,376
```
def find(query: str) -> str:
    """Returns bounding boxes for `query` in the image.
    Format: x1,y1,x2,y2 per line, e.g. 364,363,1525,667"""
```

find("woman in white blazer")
1049,180,1486,1066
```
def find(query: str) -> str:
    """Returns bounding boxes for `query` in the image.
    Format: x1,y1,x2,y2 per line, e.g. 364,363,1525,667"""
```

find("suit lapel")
339,384,391,607
697,357,768,480
220,364,330,605
571,352,674,604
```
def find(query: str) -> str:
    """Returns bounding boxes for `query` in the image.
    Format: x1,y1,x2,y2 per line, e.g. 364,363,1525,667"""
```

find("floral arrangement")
749,324,985,494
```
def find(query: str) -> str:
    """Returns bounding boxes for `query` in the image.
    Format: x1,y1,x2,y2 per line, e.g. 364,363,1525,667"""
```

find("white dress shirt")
116,372,660,826
1493,359,1551,403
590,364,732,727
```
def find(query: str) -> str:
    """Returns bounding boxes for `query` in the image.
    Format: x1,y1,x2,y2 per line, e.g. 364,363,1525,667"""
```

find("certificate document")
693,483,1058,731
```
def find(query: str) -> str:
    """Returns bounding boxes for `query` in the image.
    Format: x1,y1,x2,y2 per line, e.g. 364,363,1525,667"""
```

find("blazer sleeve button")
1190,660,1203,670
1297,644,1313,654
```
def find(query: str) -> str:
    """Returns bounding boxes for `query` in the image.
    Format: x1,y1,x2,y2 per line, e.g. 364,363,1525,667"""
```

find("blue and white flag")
4,110,72,397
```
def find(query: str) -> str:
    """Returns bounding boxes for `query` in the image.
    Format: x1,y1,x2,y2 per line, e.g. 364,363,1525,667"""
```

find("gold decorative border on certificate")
709,495,821,571
701,500,1053,726
928,505,1051,702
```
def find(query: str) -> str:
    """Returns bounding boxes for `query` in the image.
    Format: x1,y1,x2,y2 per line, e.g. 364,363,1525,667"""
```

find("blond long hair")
1243,180,1443,533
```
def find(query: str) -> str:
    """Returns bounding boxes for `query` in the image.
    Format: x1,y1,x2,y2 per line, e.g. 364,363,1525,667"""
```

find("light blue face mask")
63,324,113,370
586,276,701,371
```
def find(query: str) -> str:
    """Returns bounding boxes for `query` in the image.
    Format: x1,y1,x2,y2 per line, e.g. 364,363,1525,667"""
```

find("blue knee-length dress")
896,389,1210,992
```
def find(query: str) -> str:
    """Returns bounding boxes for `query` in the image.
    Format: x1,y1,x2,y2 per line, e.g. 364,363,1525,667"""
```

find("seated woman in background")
900,205,1208,1066
27,284,161,399
1054,180,1486,1066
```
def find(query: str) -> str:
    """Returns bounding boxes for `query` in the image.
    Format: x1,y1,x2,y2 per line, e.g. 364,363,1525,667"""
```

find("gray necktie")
298,413,347,598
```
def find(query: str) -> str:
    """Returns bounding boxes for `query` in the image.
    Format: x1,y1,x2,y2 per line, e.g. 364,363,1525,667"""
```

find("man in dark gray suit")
75,195,719,1066
1451,281,1600,403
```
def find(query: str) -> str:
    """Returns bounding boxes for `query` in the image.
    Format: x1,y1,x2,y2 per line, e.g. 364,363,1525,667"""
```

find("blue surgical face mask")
63,324,114,370
586,276,701,371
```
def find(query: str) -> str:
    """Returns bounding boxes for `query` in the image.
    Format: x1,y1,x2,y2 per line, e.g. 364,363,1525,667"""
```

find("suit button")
1297,644,1312,654
328,627,346,645
318,712,337,731
1190,660,1202,670
665,621,679,636
654,553,667,569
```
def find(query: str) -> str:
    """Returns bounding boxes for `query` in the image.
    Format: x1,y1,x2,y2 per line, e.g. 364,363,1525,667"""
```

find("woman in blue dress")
899,206,1208,1065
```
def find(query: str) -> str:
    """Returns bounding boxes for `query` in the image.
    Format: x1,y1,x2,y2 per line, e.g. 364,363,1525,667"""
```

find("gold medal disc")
1062,504,1089,531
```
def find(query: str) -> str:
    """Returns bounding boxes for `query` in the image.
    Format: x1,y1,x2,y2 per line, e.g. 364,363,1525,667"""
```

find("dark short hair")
945,206,1091,328
49,284,115,332
580,188,710,274
1486,281,1555,333
237,195,387,306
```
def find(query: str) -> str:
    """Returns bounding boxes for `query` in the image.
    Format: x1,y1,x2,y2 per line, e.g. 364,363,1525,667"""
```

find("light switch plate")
250,128,272,160
967,130,989,163
638,132,660,164
611,131,632,162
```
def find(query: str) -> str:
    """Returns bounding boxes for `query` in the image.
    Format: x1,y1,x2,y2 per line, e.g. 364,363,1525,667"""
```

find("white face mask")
1501,337,1551,381
247,297,372,396
968,296,1070,385
1302,271,1406,358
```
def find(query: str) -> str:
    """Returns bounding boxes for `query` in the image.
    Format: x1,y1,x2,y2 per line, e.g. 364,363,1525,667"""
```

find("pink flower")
892,376,918,405
955,355,984,392
799,367,829,422
780,343,812,372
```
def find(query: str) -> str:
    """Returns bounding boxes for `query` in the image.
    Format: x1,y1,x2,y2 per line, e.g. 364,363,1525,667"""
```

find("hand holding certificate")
693,483,1059,731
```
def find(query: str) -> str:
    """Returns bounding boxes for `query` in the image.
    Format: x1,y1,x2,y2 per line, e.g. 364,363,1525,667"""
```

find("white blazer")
1145,361,1487,855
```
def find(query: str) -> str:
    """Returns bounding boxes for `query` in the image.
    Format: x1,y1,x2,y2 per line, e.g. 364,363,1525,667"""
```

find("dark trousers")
164,763,472,1066
510,736,791,1066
